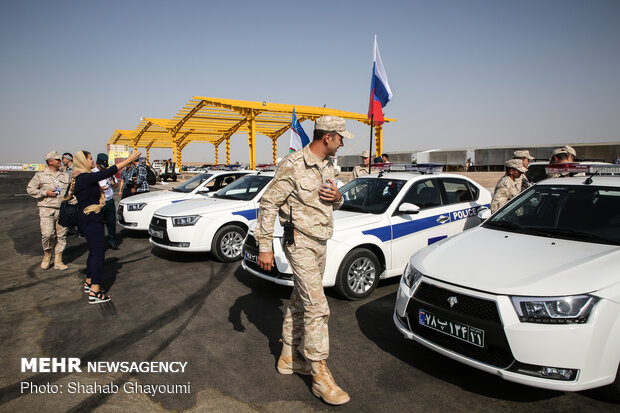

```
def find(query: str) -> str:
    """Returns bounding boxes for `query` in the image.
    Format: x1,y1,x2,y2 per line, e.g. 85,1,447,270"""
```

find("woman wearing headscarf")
66,150,140,303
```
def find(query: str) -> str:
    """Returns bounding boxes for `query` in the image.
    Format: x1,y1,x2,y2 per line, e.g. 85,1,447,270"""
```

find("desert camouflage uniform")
514,174,531,192
490,175,520,213
26,167,70,254
255,145,344,361
351,165,369,179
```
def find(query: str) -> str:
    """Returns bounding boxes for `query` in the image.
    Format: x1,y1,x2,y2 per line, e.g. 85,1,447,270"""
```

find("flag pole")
368,114,374,174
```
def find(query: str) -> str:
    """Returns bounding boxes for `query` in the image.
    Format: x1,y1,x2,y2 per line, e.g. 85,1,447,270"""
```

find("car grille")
414,282,501,322
149,217,171,246
242,234,284,278
151,216,167,228
406,282,515,369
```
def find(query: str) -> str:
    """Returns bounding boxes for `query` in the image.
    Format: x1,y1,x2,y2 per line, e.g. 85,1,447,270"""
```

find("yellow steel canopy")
107,97,396,169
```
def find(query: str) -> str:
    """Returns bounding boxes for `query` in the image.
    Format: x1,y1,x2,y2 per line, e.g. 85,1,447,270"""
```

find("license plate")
244,250,258,263
419,309,485,347
149,228,163,239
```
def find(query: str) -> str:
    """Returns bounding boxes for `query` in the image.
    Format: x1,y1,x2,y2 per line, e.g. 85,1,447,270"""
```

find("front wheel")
211,224,246,262
334,248,380,300
599,364,620,402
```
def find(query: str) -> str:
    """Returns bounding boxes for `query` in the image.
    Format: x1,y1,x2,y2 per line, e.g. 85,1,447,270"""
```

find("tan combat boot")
41,250,52,270
311,360,350,405
277,341,311,375
53,252,68,270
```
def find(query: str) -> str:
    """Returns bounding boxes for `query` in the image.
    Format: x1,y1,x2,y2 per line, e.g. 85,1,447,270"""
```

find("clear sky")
1,0,619,164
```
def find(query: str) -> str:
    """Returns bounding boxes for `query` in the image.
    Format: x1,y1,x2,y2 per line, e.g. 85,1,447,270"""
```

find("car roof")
357,172,477,183
207,169,256,176
536,175,620,187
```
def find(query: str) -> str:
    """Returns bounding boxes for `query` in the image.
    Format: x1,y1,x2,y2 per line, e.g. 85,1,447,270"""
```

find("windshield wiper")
340,204,369,213
522,227,620,245
484,220,523,231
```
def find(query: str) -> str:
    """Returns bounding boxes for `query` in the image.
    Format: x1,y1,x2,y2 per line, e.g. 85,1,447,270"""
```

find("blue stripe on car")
362,204,484,242
428,235,448,245
232,208,259,220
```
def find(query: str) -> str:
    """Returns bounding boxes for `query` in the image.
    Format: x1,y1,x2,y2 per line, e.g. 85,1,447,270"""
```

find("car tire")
172,175,177,182
211,224,246,262
335,248,380,300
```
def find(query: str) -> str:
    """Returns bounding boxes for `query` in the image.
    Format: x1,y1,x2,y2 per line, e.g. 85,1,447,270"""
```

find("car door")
438,177,485,237
388,178,455,272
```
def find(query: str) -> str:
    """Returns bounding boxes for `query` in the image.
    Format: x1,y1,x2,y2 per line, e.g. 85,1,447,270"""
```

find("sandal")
83,281,91,293
89,290,111,304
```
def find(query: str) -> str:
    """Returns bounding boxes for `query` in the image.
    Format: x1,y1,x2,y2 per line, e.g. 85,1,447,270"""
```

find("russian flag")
368,35,393,125
289,109,310,153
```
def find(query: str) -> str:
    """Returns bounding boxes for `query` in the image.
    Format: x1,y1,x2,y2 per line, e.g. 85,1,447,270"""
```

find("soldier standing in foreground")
255,116,352,405
26,151,70,270
490,159,527,213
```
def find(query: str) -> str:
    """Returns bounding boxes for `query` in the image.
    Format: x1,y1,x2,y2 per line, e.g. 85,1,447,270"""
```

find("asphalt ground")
0,171,617,413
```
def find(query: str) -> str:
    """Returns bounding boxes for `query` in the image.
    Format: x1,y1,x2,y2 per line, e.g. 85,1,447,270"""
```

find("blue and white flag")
289,109,310,153
368,35,393,125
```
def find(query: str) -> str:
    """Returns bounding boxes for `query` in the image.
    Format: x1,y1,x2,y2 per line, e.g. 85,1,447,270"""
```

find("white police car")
394,164,620,400
149,172,275,262
118,170,254,231
242,165,492,300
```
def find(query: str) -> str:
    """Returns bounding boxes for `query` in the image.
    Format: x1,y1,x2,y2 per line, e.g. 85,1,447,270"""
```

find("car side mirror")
477,207,491,221
197,187,210,193
398,202,420,214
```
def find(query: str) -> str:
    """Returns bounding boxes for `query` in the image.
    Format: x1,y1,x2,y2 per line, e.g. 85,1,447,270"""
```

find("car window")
440,178,475,205
340,177,407,214
171,173,213,193
485,185,620,245
401,179,442,209
213,175,273,201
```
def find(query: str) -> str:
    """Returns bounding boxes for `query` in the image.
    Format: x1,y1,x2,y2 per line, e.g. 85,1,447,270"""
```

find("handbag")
59,200,79,227
58,179,79,228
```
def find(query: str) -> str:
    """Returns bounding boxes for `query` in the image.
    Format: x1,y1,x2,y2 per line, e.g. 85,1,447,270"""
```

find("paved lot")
0,171,617,412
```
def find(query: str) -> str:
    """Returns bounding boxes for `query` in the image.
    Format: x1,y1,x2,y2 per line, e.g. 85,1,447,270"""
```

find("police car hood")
153,197,249,217
248,210,382,238
413,227,620,296
121,190,190,205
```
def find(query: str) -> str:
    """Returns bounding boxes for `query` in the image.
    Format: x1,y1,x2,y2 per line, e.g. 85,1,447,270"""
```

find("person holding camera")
254,116,352,405
69,150,140,303
26,151,70,270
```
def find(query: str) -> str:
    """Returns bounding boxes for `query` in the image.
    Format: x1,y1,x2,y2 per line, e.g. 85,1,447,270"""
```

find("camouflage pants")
39,207,67,254
282,231,329,361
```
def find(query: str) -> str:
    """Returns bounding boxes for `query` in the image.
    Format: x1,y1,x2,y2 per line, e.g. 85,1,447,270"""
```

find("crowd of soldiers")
490,145,577,212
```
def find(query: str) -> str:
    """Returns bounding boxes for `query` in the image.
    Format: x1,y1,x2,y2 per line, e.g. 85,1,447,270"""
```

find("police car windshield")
172,173,212,193
339,177,407,214
485,185,620,245
213,175,272,201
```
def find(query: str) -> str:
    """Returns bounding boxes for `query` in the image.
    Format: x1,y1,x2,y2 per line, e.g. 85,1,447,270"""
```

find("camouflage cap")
45,151,61,161
514,150,534,160
563,145,576,157
361,150,370,157
551,147,568,156
506,159,527,173
315,116,354,139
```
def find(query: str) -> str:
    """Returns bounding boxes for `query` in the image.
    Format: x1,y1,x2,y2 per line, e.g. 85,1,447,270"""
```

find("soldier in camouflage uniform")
490,159,527,213
351,150,370,179
26,151,70,270
255,116,352,405
513,149,534,192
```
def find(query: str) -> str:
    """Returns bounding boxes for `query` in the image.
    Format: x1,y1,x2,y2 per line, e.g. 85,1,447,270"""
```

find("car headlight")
171,215,200,227
511,295,598,324
403,262,423,289
127,202,147,211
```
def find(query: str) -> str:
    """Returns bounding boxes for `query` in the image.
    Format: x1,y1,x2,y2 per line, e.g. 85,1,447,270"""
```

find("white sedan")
394,165,620,400
149,172,275,262
118,170,254,231
242,166,492,299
